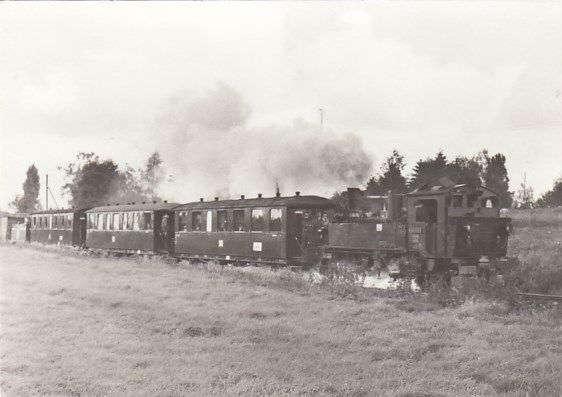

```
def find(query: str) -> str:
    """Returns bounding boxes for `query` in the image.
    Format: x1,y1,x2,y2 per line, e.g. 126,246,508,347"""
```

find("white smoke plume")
152,83,373,202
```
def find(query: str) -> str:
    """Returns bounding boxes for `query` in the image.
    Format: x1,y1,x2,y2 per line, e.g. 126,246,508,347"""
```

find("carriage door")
79,215,87,246
154,212,171,252
287,210,304,258
415,199,438,254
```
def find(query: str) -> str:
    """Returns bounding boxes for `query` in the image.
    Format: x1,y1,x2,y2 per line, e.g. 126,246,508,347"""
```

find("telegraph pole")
523,171,527,207
46,174,49,210
319,108,324,129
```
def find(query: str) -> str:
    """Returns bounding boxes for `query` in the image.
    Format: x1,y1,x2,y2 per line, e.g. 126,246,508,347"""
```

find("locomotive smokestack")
295,191,300,196
215,197,219,201
276,192,281,198
200,198,204,202
258,193,262,198
240,195,245,199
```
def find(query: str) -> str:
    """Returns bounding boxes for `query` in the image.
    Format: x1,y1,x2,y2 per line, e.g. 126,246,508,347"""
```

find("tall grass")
508,207,562,228
1,244,561,397
505,208,562,294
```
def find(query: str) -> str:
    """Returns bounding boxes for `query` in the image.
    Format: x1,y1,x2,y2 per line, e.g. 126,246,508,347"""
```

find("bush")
318,261,366,298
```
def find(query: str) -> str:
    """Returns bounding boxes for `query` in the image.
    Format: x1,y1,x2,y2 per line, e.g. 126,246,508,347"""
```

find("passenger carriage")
174,193,335,266
30,208,88,246
85,202,179,255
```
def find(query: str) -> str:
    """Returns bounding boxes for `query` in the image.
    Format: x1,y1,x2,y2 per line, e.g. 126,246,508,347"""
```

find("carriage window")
233,210,245,231
217,211,227,231
178,212,188,231
143,212,152,230
251,209,264,231
88,214,94,229
482,197,498,208
192,212,202,231
61,215,65,228
53,216,58,228
105,213,110,230
415,199,437,223
68,215,72,228
206,211,213,232
127,212,134,230
133,212,140,230
96,214,102,230
112,213,121,230
161,214,169,232
451,195,463,208
141,213,150,230
270,208,282,232
122,213,128,230
33,217,37,227
467,193,479,208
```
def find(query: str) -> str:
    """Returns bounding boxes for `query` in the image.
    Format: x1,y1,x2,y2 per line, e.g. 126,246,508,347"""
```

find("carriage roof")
175,195,334,211
86,202,180,213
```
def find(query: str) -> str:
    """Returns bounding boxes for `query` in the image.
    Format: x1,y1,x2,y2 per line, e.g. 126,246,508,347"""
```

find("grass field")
1,241,561,397
507,208,562,294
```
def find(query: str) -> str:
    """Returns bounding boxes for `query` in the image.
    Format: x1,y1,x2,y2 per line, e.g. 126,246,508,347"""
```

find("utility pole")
319,108,324,129
46,174,49,210
523,171,527,207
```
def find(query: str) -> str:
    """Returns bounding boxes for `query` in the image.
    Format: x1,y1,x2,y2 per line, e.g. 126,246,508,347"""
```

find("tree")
60,153,150,208
364,150,407,195
514,183,535,209
364,176,383,195
536,177,562,207
377,150,408,194
482,153,513,208
449,155,482,187
10,164,40,213
409,151,449,189
140,151,164,201
330,190,349,214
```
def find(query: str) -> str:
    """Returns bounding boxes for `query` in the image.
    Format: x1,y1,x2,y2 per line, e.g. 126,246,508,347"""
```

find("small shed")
11,223,30,243
0,214,28,242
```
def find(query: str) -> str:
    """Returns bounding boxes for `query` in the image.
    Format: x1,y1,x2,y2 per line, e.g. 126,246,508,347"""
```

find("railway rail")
518,292,562,303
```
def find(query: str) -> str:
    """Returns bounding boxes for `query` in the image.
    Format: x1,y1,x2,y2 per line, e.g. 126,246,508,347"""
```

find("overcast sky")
1,2,561,210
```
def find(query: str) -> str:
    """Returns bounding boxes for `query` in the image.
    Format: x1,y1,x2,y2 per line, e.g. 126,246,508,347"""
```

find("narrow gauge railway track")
518,292,562,303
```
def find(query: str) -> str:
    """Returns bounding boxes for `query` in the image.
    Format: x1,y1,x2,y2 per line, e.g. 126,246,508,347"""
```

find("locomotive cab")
407,181,511,276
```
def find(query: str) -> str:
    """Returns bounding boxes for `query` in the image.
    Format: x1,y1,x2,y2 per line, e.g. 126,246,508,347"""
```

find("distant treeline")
333,149,562,210
7,149,562,213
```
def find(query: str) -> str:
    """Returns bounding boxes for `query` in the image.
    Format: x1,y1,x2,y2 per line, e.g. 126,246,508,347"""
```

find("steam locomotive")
326,178,511,280
28,178,511,279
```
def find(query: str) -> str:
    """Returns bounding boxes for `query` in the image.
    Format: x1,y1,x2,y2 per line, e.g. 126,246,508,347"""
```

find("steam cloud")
152,83,373,201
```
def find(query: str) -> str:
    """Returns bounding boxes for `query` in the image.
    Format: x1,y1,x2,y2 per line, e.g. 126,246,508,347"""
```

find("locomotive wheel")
424,271,452,287
397,255,423,279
